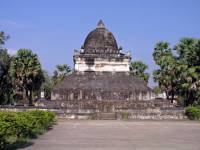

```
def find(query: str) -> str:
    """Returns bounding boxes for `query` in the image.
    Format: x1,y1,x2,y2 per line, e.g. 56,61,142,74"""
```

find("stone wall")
0,106,185,120
52,89,154,101
0,99,186,120
52,72,153,101
118,109,185,120
35,99,175,109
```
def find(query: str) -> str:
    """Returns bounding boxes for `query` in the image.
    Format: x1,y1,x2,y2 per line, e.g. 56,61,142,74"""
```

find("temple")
52,20,153,101
36,20,184,119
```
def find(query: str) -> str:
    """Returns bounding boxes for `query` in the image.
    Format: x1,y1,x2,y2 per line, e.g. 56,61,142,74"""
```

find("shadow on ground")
4,140,34,150
4,123,56,150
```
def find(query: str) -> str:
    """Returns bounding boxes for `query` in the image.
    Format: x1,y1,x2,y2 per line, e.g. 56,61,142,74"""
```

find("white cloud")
7,48,17,55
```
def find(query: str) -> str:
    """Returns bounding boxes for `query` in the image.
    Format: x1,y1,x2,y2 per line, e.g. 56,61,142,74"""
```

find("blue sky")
1,0,200,87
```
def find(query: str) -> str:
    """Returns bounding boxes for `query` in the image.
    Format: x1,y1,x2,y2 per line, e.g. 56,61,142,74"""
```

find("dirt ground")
20,120,200,150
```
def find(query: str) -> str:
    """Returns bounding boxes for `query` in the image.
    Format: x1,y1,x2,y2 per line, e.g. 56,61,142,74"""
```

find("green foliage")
0,49,13,104
52,64,71,86
185,106,200,120
122,112,129,120
130,61,149,83
153,38,200,105
153,42,172,67
175,38,200,106
0,110,56,149
0,31,9,46
41,71,54,99
194,90,200,106
152,86,162,94
41,64,72,99
28,110,55,130
0,31,47,104
0,31,72,104
175,38,200,67
0,32,13,104
176,96,185,106
10,49,44,105
0,112,17,148
153,42,178,102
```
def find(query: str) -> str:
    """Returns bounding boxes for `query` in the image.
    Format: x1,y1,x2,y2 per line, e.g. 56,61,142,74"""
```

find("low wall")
120,108,186,120
0,105,186,120
34,99,175,110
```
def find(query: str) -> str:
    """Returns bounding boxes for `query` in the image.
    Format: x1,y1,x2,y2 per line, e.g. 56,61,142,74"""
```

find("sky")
1,0,200,87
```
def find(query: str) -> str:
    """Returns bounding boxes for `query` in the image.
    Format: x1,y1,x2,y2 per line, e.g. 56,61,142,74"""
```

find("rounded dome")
83,20,119,54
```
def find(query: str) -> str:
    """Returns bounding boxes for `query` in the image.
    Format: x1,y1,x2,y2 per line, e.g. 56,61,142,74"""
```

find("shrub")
0,121,11,148
185,106,200,120
15,112,38,138
122,112,129,120
0,110,56,149
0,111,18,149
28,110,55,131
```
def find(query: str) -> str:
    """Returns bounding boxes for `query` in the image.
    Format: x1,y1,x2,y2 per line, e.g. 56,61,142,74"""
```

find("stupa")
52,20,153,101
36,20,184,120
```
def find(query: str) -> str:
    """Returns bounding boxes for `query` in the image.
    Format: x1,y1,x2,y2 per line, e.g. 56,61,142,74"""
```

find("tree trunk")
188,91,194,106
25,89,29,104
185,91,193,107
185,91,188,107
29,89,33,106
166,91,169,100
171,92,174,103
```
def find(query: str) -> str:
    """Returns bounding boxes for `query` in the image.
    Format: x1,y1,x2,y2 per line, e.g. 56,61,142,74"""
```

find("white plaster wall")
75,59,130,72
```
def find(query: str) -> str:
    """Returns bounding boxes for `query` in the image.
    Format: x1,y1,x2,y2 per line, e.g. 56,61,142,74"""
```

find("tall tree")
0,49,13,104
10,49,44,105
174,38,200,106
130,61,149,84
0,31,12,104
153,39,200,105
153,42,179,102
52,64,71,86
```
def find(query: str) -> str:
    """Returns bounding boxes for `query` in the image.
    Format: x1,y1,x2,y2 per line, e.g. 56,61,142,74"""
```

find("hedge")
0,110,55,149
185,106,200,120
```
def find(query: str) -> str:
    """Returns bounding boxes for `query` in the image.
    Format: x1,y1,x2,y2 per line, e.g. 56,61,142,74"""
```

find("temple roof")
83,20,119,54
54,72,151,92
97,19,105,28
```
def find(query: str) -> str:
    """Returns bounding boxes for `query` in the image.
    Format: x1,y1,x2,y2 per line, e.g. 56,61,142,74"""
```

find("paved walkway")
20,120,200,150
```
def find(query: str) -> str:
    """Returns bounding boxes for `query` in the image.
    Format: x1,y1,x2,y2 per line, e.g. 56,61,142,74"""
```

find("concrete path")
20,120,200,150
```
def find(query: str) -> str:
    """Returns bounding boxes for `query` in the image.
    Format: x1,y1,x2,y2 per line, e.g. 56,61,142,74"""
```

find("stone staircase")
96,113,117,120
33,99,186,120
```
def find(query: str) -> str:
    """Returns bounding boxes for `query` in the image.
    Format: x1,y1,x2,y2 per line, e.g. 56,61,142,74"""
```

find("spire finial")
97,19,105,28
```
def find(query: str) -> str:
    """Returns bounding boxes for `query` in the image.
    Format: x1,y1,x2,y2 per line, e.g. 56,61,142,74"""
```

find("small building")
52,20,153,101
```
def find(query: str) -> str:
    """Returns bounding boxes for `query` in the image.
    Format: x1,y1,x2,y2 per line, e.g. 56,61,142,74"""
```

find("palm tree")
10,49,44,105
